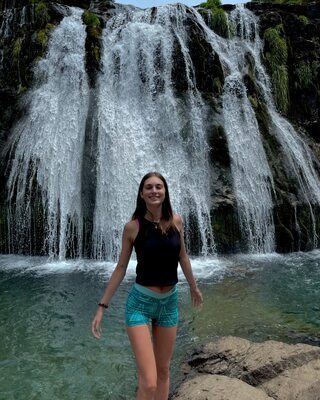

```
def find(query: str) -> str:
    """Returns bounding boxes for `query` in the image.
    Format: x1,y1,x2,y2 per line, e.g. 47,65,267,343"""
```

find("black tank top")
134,218,181,286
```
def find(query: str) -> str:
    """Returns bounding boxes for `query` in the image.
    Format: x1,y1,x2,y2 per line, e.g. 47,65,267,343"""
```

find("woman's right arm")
91,221,136,339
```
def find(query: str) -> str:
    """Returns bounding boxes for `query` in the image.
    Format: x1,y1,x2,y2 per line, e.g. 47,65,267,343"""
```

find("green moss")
36,23,54,49
297,15,309,25
82,10,101,27
264,26,288,66
30,0,49,25
264,24,289,114
211,7,229,39
271,65,290,114
200,0,221,8
13,37,23,63
212,77,222,95
18,84,28,94
294,61,312,89
248,95,258,109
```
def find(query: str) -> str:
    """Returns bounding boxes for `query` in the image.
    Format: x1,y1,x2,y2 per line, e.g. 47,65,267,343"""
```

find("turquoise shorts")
125,283,179,328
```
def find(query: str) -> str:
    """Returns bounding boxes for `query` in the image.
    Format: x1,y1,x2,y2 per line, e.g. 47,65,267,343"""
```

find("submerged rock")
172,336,320,400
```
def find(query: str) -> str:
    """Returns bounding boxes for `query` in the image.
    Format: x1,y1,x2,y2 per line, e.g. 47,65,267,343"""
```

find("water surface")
1,252,320,399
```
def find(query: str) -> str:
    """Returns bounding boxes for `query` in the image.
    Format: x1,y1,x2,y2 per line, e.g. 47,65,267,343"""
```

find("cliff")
1,0,320,257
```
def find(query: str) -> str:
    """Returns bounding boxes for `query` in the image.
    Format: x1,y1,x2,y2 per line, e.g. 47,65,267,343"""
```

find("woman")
91,172,203,400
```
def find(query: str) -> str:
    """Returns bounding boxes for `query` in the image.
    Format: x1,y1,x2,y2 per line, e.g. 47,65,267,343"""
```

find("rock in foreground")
172,336,320,400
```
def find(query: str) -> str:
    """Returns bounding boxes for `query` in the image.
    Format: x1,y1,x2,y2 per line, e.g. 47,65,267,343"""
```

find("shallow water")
1,252,320,399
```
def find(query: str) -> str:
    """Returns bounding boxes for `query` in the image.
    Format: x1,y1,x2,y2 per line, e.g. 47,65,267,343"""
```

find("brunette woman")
91,172,203,400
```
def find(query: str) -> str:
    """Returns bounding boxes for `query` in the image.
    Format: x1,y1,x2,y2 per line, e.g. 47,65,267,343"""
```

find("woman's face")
140,176,166,207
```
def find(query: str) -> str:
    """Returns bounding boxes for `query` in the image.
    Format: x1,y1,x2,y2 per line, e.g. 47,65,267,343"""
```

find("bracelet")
98,302,109,309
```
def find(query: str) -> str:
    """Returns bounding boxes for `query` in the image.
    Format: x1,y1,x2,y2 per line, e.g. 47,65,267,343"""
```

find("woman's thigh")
152,325,177,371
127,325,157,383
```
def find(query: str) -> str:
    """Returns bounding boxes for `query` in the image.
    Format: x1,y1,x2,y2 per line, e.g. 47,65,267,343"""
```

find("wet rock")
172,374,274,400
172,336,320,400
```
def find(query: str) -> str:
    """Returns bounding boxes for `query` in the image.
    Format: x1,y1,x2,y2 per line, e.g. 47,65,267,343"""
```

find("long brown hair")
132,172,176,232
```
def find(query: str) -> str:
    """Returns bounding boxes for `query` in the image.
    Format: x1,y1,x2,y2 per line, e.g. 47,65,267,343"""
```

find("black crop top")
134,218,181,286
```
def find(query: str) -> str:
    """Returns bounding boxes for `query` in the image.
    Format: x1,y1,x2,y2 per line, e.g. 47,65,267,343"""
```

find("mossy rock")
82,10,101,27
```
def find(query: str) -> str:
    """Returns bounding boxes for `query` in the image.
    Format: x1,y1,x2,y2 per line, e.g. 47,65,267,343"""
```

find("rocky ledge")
172,336,320,400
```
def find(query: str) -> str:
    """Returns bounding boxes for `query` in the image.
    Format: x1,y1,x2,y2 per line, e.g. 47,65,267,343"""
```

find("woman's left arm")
174,214,203,307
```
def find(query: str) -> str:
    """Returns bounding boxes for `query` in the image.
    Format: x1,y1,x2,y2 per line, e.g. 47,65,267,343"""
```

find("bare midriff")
145,285,175,293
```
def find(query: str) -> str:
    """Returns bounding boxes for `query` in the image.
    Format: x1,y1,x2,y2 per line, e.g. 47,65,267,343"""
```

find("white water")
7,8,89,258
92,5,214,260
5,4,320,260
231,6,320,247
187,4,320,251
182,5,276,253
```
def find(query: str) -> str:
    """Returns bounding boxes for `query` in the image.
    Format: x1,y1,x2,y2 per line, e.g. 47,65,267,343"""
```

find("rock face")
172,336,320,400
1,1,320,257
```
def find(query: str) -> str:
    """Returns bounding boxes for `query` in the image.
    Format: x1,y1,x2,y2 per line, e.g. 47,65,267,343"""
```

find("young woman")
91,172,203,400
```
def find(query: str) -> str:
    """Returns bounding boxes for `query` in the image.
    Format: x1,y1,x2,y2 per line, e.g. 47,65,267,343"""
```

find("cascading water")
184,5,276,253
187,4,320,251
92,5,215,260
229,5,320,247
7,8,89,259
5,3,320,259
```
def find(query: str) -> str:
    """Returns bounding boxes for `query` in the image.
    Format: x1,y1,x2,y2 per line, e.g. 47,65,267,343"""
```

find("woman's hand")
190,286,203,307
91,308,104,339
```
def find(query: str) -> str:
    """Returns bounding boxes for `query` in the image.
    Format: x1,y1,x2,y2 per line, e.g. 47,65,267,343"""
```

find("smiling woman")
91,172,203,400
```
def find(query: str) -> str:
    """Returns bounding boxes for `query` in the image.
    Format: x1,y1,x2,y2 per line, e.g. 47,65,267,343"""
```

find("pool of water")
1,251,320,399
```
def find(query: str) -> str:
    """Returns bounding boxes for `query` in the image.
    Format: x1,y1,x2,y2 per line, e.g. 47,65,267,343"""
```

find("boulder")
172,375,274,400
172,336,320,400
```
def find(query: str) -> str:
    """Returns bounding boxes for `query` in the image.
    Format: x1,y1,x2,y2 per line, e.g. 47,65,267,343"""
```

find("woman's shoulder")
172,214,183,231
123,219,139,241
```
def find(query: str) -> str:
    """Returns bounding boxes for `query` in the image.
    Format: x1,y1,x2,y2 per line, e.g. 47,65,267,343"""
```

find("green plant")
297,15,309,25
295,61,312,89
13,37,23,64
264,25,288,66
36,23,54,49
272,65,289,114
264,24,289,113
31,0,49,25
211,7,229,39
200,0,221,9
82,10,100,27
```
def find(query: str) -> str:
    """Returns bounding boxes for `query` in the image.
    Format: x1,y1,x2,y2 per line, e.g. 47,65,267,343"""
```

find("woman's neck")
145,207,162,222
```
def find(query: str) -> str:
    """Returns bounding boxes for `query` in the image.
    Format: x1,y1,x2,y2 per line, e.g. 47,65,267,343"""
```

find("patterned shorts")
125,283,179,328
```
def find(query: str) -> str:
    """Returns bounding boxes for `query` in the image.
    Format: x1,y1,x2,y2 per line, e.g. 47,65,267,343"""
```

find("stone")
172,374,274,400
172,336,320,400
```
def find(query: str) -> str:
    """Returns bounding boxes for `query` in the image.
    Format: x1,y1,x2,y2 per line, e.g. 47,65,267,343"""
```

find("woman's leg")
152,325,177,400
127,325,157,400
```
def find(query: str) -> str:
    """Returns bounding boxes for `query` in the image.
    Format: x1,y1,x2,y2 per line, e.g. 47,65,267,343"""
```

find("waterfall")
187,4,320,251
5,3,320,259
7,8,89,259
230,5,320,247
92,5,215,260
184,5,276,253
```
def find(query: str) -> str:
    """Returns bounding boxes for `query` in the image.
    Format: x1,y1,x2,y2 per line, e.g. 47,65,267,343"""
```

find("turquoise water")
1,252,320,399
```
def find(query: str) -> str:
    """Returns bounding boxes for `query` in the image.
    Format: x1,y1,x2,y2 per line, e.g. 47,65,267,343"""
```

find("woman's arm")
174,214,203,307
91,221,137,338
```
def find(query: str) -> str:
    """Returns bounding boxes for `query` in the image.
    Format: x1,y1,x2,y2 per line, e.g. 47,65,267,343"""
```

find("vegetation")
200,0,230,39
12,37,23,65
36,23,55,50
297,15,309,25
211,8,229,39
294,61,312,89
82,10,101,27
200,0,221,8
30,0,49,25
264,24,289,114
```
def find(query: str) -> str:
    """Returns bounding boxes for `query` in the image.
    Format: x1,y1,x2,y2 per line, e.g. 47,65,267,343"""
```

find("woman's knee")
138,376,157,395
